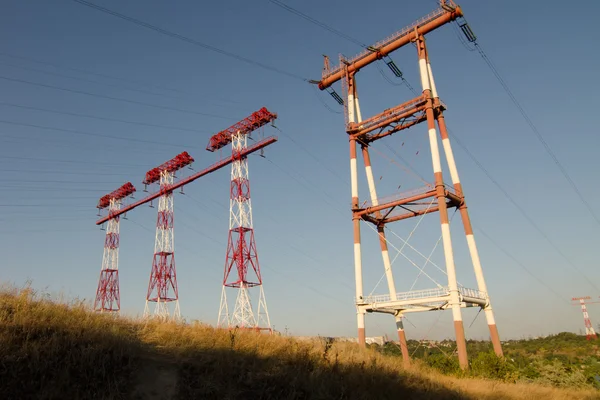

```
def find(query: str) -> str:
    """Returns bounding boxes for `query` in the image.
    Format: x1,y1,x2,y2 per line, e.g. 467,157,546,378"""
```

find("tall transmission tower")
143,151,194,320
208,107,277,332
94,182,136,313
572,296,598,340
316,1,501,370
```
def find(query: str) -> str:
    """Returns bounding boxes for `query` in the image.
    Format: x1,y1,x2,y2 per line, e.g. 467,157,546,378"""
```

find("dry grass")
0,285,597,400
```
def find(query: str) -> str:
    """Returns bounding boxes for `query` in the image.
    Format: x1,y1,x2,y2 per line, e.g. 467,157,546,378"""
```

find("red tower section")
94,182,136,312
143,151,194,320
213,108,277,331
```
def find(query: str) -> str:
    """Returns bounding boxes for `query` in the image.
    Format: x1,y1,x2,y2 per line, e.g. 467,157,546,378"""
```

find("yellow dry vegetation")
0,285,597,400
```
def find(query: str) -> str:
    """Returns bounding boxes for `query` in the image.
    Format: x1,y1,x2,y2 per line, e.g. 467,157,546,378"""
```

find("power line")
0,118,191,148
0,75,235,121
476,226,570,306
272,125,349,185
446,129,599,293
0,51,241,105
267,0,414,93
72,0,308,82
0,101,208,134
0,60,231,108
473,42,600,225
0,154,147,167
2,168,124,176
268,0,367,48
269,4,599,298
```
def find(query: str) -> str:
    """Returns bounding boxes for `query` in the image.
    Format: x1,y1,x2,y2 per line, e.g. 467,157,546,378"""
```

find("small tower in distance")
94,182,136,313
143,151,194,320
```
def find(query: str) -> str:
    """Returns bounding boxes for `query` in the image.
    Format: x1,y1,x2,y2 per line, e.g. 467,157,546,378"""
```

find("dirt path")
130,355,178,400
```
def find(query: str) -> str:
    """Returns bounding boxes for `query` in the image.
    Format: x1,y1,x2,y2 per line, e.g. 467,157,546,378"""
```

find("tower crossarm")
206,107,278,152
317,3,462,90
143,151,195,186
349,95,427,137
96,136,278,225
355,186,462,226
97,182,136,210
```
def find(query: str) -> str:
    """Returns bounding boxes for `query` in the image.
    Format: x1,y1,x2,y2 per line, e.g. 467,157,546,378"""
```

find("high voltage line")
0,51,241,105
0,75,236,120
72,0,309,83
263,0,599,294
0,102,209,134
3,1,593,309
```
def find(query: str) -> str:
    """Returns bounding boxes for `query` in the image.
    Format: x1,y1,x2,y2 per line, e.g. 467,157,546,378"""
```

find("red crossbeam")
97,182,136,209
206,107,277,152
143,151,195,185
318,4,462,90
96,136,278,225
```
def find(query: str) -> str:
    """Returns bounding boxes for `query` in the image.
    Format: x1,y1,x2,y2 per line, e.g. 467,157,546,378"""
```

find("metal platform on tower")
358,286,488,315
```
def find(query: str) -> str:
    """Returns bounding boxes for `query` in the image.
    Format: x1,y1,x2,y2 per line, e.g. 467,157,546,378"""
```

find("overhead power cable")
476,226,570,306
268,0,367,48
72,0,308,82
0,118,191,148
266,0,416,96
2,168,124,176
0,51,241,105
445,128,599,293
0,60,231,107
0,154,147,168
269,4,592,300
473,42,600,226
0,101,208,134
0,75,235,120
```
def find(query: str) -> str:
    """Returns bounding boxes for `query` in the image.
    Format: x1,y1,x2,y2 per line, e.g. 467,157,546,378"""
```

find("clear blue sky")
1,0,599,341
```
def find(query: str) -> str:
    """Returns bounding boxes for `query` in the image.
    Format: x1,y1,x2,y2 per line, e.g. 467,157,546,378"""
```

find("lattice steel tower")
208,108,276,332
317,1,502,369
94,182,136,313
573,296,598,340
143,152,194,320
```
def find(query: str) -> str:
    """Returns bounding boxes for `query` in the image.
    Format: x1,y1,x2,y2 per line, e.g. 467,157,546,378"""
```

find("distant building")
294,335,387,346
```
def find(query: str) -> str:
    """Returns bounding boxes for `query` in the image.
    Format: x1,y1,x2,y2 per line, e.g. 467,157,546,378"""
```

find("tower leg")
347,73,367,347
218,286,229,327
361,144,408,360
257,285,272,332
395,315,410,367
417,35,468,369
436,111,502,357
357,311,366,346
351,138,365,347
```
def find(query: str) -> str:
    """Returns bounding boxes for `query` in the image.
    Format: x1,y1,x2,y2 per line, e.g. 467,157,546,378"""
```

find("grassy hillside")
0,286,597,400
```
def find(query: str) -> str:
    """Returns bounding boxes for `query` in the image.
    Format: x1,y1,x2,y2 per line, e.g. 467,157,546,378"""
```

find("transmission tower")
143,151,194,320
208,107,276,332
94,182,136,313
316,1,501,370
572,296,598,340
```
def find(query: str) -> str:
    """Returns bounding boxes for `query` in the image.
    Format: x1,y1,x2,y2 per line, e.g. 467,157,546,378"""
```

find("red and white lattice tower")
573,296,597,340
208,108,276,332
94,182,136,312
143,151,194,320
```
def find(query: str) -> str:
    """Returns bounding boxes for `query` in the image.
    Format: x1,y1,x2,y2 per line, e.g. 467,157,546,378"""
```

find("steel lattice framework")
317,0,502,370
215,110,274,332
93,139,277,318
94,182,136,313
143,152,194,320
573,297,598,340
206,107,277,152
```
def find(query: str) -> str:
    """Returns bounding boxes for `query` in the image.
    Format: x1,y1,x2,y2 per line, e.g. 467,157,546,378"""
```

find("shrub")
470,351,518,381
